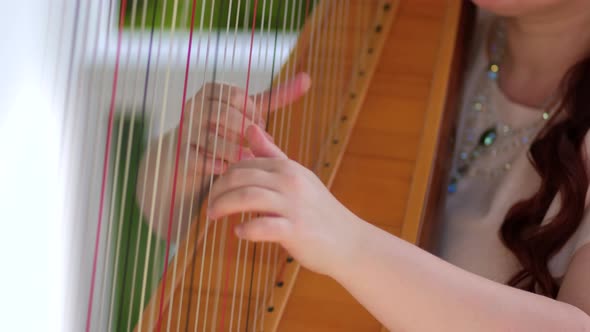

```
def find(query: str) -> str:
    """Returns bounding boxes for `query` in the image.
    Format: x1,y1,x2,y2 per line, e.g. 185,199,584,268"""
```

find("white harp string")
173,1,213,330
100,0,143,329
135,0,181,328
70,1,385,330
125,0,165,327
164,0,205,330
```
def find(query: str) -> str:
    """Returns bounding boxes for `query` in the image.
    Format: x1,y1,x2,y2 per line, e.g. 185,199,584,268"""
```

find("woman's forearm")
331,220,590,332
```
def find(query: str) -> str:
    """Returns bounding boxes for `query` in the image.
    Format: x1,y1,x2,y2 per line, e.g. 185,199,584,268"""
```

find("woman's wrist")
326,214,375,281
329,216,406,284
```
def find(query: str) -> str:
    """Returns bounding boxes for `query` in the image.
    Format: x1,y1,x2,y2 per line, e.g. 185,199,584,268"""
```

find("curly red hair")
500,57,590,298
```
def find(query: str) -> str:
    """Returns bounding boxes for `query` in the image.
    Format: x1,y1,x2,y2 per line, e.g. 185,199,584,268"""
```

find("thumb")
246,125,287,159
235,216,291,243
254,72,311,112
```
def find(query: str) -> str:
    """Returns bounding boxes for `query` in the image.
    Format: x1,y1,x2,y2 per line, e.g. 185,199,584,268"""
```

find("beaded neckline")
447,19,555,194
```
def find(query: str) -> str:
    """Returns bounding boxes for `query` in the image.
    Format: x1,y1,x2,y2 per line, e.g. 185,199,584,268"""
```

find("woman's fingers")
208,186,284,219
197,72,311,123
234,216,291,242
253,72,311,113
195,124,280,162
184,76,304,167
209,104,260,136
246,125,287,159
209,167,278,201
185,101,265,155
195,135,253,163
188,101,257,135
183,150,227,175
199,83,259,120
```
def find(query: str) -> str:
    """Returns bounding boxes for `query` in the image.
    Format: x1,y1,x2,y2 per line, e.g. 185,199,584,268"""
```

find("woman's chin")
471,0,566,17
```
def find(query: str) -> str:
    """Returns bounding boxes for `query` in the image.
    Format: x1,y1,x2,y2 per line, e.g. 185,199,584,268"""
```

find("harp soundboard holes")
276,281,284,288
341,115,348,121
350,93,356,99
332,139,339,145
286,256,294,263
367,47,374,54
375,25,382,33
384,3,391,11
267,306,275,313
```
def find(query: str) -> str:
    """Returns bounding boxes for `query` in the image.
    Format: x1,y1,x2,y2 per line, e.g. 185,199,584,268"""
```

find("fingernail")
298,72,312,91
234,225,244,238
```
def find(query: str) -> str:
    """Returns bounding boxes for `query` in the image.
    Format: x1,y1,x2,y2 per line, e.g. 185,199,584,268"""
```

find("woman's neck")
499,3,590,108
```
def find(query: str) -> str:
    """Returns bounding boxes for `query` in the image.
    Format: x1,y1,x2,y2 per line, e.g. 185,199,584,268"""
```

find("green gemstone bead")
479,128,497,147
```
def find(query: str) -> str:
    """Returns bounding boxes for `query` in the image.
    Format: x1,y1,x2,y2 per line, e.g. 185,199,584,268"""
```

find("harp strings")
172,0,214,330
151,0,188,326
87,0,129,330
260,0,290,327
317,0,334,172
136,0,185,328
253,0,280,327
323,0,344,168
319,0,343,174
249,0,271,329
304,0,322,168
239,2,262,330
183,0,213,329
126,0,170,329
195,1,233,329
274,0,306,312
179,0,242,330
77,1,379,331
84,0,114,327
217,0,259,328
78,1,111,327
48,0,102,329
163,0,217,330
113,0,157,329
325,0,350,172
57,0,81,165
219,3,246,328
100,0,144,329
314,1,334,171
334,0,351,131
159,0,197,328
146,4,174,327
173,0,237,330
60,1,109,328
138,0,180,328
217,2,252,330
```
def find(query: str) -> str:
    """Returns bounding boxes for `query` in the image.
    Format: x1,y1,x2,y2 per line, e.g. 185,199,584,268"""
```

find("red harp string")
86,0,128,331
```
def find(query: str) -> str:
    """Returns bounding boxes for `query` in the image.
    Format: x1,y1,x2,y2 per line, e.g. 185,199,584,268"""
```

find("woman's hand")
136,73,310,238
208,125,364,276
181,73,311,176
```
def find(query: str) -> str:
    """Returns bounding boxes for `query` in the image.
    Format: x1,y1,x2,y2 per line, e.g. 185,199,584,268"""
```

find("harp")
4,0,472,330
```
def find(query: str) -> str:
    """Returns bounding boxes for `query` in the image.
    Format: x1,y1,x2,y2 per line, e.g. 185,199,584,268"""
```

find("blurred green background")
123,0,315,31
